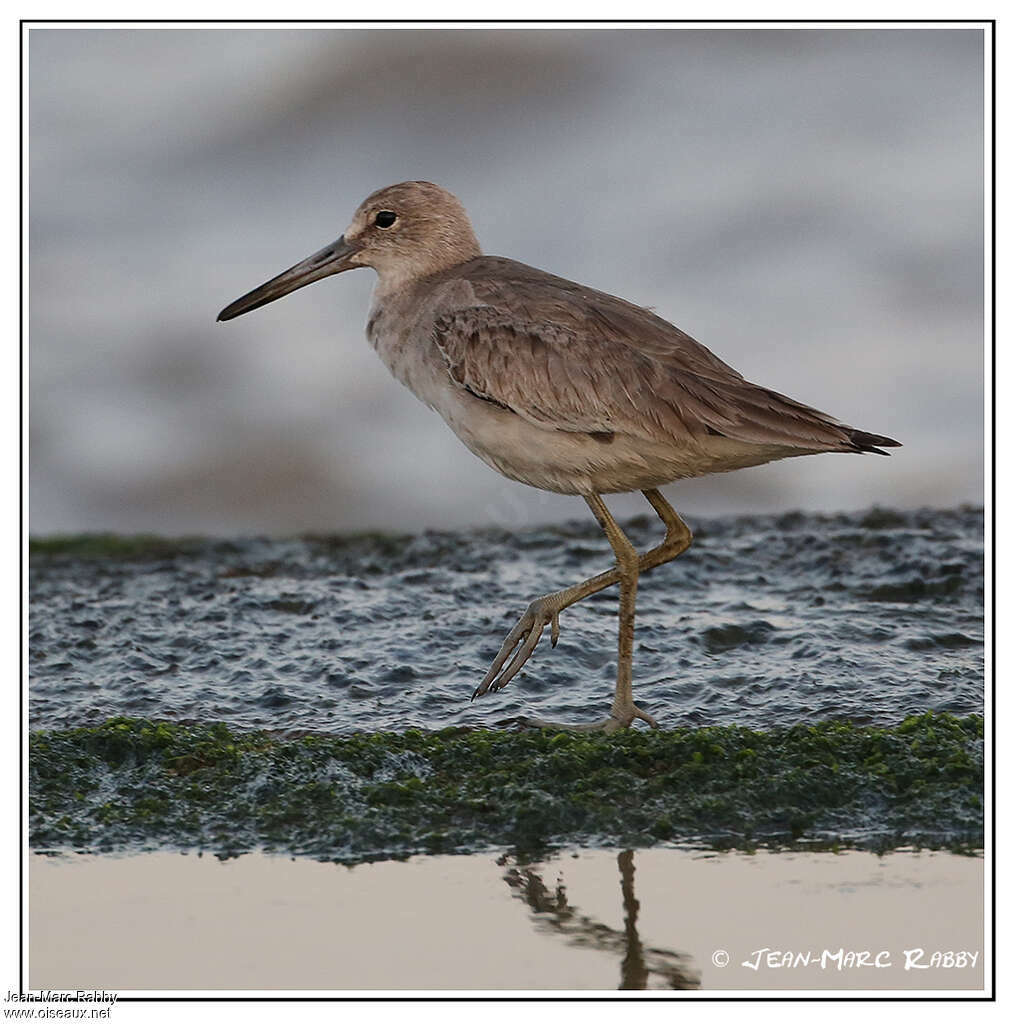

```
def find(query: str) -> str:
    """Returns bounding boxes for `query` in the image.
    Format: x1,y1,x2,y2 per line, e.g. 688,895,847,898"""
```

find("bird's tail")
847,429,902,455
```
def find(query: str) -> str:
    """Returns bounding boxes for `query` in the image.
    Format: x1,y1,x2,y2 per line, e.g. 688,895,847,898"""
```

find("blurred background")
28,27,985,536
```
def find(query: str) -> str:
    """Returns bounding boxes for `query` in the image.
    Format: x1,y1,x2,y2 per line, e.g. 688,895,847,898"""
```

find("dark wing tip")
848,429,902,455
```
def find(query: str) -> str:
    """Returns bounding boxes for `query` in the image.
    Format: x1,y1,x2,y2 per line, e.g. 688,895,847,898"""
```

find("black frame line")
19,16,995,1003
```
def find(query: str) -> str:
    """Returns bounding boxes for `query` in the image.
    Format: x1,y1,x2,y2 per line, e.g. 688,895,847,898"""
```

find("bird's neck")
372,249,482,300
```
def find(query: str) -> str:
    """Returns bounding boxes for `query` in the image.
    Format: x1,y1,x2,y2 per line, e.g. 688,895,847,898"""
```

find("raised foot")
520,703,660,733
472,594,564,700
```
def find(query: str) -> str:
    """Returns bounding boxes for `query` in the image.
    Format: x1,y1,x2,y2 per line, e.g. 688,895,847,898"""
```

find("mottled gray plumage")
219,181,900,732
431,257,896,456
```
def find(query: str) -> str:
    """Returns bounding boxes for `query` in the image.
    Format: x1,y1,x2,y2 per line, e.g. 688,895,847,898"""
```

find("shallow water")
29,507,983,734
30,848,984,992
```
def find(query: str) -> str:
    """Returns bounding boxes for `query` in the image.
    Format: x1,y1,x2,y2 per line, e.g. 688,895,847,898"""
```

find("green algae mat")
29,712,983,862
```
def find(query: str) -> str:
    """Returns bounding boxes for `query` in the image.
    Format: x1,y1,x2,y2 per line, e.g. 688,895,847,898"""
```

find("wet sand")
30,848,984,993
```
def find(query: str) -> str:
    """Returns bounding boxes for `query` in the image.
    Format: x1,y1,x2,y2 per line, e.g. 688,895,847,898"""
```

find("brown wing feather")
431,258,898,454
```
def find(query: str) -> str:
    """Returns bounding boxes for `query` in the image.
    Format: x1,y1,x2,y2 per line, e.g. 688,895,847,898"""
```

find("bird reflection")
499,850,700,990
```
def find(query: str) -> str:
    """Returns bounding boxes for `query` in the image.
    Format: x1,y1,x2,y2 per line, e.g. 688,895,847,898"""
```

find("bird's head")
217,181,482,322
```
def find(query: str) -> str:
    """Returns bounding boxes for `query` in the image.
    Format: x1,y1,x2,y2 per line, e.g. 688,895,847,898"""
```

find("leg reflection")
618,850,649,990
500,849,699,990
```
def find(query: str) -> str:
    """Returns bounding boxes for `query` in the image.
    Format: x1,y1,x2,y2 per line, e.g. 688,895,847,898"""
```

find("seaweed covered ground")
30,712,983,862
29,508,984,864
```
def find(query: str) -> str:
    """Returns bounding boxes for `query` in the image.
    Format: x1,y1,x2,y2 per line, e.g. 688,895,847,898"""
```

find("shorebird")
218,181,900,732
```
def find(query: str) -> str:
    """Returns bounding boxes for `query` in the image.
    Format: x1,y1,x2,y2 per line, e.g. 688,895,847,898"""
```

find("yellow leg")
584,493,650,728
473,489,692,730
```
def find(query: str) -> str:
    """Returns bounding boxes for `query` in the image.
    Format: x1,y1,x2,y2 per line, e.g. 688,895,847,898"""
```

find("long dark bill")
217,235,362,322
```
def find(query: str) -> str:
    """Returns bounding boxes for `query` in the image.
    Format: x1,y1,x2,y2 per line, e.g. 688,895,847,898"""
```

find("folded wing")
432,259,899,455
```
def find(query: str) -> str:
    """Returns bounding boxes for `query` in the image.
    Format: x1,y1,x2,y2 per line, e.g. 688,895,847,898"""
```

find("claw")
522,701,660,733
473,612,532,699
631,705,660,729
472,597,564,700
488,617,543,693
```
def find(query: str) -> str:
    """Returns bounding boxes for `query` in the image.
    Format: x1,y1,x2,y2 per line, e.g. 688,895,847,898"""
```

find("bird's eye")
375,211,397,228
